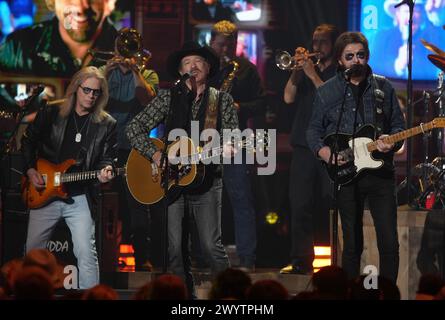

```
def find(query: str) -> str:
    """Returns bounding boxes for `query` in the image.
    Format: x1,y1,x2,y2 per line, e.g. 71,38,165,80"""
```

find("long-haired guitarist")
307,32,406,283
21,66,117,289
126,41,238,298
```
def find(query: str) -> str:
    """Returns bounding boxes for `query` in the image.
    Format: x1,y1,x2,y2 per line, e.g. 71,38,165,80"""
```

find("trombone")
88,28,151,73
275,50,320,71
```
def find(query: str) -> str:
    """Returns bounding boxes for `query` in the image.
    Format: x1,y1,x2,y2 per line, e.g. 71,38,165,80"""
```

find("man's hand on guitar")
152,151,165,168
97,165,114,183
223,141,238,158
27,168,45,190
376,135,394,153
318,146,347,166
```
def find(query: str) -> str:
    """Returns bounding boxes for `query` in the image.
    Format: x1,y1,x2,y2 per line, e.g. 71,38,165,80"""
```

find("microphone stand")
160,79,190,274
421,91,431,206
329,74,351,266
159,85,178,274
0,90,44,159
395,0,415,205
436,72,444,157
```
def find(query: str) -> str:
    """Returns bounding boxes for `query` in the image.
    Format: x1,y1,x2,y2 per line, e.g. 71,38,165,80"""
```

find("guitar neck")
367,121,435,152
178,142,249,164
60,167,125,183
182,146,225,164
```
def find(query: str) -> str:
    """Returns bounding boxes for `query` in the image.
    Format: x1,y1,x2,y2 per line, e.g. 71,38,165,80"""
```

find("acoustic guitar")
126,134,266,205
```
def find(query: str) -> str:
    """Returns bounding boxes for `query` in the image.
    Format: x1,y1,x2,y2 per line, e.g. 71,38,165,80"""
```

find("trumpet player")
102,28,159,272
280,24,339,275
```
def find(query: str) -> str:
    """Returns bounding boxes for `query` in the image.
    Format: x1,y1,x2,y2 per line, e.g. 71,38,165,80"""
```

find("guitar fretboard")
60,168,125,183
177,141,248,164
367,121,439,152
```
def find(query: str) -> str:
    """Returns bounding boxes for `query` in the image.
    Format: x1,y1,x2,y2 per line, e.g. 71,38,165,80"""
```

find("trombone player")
101,27,159,272
280,24,339,274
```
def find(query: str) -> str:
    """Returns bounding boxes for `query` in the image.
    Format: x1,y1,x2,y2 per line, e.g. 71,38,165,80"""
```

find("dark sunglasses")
79,85,102,97
344,51,366,61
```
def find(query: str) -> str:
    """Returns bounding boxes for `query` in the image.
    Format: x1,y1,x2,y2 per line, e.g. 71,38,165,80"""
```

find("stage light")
313,246,331,273
119,244,134,254
265,211,279,224
119,244,135,271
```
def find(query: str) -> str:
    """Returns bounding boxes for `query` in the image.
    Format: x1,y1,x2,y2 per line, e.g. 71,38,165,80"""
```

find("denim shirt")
306,69,406,159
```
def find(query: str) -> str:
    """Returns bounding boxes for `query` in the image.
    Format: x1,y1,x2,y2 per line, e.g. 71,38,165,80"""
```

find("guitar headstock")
432,117,445,128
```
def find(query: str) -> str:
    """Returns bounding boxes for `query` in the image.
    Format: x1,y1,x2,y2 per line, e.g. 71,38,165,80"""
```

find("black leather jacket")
21,104,117,216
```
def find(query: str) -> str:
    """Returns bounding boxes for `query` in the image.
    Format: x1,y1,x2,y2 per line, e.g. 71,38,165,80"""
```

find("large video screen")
0,0,132,44
360,0,445,81
196,27,258,65
191,0,263,23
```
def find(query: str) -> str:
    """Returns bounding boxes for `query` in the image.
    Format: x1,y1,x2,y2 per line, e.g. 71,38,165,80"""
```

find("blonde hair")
59,66,109,123
211,20,238,40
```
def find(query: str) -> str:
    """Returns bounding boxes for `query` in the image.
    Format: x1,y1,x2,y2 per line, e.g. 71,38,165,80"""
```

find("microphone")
344,68,354,79
343,67,358,81
343,64,364,80
174,72,192,86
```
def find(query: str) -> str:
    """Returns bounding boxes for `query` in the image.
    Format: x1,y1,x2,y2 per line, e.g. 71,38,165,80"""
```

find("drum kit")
397,39,445,210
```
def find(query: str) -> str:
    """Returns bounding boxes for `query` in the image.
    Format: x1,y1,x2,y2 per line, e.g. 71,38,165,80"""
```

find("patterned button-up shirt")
126,87,239,161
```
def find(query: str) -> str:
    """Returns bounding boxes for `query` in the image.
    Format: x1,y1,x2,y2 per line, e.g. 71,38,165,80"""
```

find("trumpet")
275,50,320,70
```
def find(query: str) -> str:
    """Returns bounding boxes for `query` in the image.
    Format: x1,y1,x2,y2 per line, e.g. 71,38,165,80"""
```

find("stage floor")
101,269,312,300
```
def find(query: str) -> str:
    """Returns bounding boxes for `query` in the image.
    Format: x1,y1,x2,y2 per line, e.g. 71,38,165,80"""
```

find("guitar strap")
203,87,221,137
372,74,386,137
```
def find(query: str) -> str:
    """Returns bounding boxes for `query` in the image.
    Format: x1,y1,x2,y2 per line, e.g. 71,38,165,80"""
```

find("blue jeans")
223,163,257,265
168,178,229,298
26,195,99,289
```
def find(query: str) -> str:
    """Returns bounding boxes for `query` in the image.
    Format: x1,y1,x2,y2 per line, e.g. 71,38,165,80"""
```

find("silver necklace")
73,112,90,143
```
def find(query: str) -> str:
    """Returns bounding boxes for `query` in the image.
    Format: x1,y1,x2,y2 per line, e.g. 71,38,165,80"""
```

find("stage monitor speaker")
0,152,25,191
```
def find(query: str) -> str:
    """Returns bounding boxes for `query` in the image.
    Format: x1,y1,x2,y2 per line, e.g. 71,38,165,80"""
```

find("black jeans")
338,172,399,283
289,146,331,269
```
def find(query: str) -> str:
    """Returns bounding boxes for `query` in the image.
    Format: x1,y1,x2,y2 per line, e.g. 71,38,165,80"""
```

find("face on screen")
395,5,423,40
53,0,114,43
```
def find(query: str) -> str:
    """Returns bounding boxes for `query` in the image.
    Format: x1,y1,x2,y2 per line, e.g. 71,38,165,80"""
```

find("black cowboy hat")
166,41,220,79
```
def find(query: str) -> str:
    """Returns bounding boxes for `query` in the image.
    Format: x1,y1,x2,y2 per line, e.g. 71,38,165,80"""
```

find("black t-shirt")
349,79,368,131
59,112,92,196
290,64,337,148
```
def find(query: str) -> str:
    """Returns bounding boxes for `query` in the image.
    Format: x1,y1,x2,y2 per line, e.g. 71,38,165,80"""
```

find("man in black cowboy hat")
126,41,238,298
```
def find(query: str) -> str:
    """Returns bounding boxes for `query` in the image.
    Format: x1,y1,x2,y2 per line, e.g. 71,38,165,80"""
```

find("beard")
65,20,99,43
347,64,367,77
